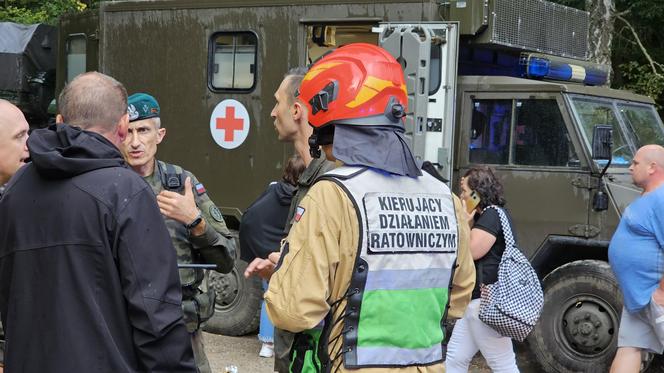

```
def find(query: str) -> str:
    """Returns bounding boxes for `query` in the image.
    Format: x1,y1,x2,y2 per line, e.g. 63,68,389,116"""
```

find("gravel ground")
205,332,273,373
204,332,541,373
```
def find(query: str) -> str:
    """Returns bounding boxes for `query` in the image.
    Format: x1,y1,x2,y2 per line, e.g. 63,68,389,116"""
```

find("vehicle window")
305,24,377,64
617,103,664,147
209,32,257,91
513,99,578,167
66,34,86,83
429,43,442,95
469,99,512,164
570,97,633,166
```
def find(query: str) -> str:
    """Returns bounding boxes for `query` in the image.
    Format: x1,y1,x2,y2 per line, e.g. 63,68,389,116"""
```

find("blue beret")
127,93,160,122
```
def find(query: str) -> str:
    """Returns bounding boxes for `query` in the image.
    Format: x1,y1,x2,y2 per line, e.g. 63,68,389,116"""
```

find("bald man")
0,100,29,187
609,145,664,373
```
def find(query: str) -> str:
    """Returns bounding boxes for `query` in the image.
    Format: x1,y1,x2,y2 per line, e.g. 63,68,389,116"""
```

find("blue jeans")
259,280,274,343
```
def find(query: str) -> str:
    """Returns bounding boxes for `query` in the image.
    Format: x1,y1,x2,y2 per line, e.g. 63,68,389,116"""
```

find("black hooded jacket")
239,181,295,262
0,124,195,372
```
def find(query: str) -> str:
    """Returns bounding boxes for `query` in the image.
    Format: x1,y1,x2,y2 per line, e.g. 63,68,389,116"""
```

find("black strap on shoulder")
159,161,184,192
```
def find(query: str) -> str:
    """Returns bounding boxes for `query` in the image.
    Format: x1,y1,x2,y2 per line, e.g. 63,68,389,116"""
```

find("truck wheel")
204,235,262,336
528,260,622,373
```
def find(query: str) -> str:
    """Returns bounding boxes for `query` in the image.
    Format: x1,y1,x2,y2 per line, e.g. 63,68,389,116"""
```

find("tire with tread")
528,260,621,373
203,232,262,336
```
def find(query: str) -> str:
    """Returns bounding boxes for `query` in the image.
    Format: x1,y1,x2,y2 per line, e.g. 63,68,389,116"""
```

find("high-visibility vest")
289,166,459,372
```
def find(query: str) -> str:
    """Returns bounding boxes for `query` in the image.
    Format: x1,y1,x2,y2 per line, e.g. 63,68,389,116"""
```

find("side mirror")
592,124,613,160
593,190,609,211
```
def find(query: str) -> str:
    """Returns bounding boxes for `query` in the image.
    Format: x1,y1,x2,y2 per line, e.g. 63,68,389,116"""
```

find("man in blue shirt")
609,144,664,373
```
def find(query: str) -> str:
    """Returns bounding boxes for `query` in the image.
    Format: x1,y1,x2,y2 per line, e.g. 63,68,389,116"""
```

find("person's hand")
460,199,477,226
157,176,199,225
268,252,281,266
654,285,664,306
244,258,276,280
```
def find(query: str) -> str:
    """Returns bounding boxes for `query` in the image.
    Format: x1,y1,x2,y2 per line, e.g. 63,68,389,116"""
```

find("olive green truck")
55,0,664,371
0,22,57,129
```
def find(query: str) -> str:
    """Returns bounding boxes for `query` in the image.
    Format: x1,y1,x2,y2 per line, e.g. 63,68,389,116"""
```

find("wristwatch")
185,211,203,230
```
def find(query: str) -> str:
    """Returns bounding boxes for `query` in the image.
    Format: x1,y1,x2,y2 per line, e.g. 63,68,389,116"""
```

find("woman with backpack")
446,166,520,373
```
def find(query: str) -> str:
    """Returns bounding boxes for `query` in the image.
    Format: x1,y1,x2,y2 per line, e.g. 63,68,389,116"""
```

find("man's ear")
55,114,64,124
292,101,303,121
157,127,166,144
117,113,129,143
650,162,659,175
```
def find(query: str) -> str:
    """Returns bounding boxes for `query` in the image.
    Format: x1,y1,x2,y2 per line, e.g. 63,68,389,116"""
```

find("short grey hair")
284,67,308,105
58,72,127,132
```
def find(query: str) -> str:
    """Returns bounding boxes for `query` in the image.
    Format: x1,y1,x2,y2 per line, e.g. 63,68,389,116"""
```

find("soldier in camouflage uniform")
122,93,235,373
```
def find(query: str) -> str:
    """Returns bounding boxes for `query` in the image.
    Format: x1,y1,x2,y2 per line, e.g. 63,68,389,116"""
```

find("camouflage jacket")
144,160,233,289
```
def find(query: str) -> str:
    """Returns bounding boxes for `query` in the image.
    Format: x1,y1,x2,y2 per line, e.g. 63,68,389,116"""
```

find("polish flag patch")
294,206,306,222
195,183,206,195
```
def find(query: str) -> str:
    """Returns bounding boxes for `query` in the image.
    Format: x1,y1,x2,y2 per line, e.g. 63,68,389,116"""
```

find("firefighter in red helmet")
254,43,475,372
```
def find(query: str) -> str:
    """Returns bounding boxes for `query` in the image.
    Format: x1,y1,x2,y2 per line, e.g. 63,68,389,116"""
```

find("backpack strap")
158,160,184,192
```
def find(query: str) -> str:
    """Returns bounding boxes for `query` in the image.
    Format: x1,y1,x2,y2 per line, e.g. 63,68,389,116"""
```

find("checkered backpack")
478,206,543,342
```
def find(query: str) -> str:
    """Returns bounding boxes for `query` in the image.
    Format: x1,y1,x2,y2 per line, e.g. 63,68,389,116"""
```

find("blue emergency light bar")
520,54,608,86
458,47,609,87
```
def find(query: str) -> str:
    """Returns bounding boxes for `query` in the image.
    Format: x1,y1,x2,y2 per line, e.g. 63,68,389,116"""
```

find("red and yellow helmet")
298,43,407,129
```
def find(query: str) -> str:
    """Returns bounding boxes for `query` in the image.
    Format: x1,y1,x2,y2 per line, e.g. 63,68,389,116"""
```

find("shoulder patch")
294,206,306,222
195,183,206,196
209,205,224,222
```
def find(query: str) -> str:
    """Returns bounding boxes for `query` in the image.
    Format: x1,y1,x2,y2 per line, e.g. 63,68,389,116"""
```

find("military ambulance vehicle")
56,0,664,371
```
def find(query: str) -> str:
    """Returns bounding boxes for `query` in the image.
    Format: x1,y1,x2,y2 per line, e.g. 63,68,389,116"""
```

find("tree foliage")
0,0,90,25
552,0,664,110
612,1,664,94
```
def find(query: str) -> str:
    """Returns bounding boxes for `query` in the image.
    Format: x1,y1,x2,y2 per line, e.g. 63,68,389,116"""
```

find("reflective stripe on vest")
323,166,458,368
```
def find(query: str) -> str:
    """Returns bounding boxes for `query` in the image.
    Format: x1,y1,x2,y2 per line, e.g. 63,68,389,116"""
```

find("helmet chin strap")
308,125,335,159
308,132,321,159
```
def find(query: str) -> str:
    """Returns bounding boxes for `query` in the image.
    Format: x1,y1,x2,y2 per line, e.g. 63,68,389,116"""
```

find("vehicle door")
456,91,590,258
379,22,460,182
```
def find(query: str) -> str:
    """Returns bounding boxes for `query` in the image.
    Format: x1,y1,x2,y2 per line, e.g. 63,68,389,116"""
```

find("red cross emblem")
216,106,245,142
209,99,251,150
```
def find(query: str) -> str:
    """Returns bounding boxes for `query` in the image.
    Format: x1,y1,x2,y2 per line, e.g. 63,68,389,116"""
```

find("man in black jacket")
0,72,195,372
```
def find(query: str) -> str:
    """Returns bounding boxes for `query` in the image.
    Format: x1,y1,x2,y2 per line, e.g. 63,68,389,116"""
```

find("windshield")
617,103,664,148
568,96,634,166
